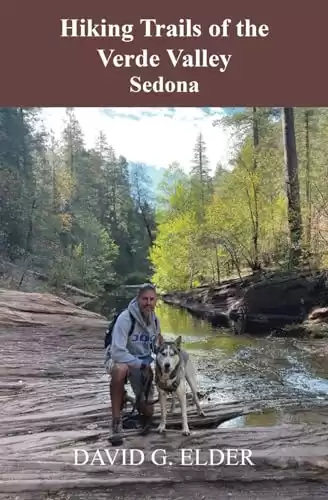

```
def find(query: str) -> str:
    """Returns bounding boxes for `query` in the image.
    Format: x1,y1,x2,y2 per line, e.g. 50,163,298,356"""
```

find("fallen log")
30,269,97,298
0,261,97,298
61,283,97,298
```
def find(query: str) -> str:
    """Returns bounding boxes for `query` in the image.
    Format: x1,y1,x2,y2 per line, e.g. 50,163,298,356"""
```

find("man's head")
137,283,157,319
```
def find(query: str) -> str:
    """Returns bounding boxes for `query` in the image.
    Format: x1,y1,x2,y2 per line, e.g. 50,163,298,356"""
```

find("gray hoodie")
106,297,161,368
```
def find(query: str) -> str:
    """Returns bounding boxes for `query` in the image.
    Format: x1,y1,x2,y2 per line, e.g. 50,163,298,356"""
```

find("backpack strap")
154,316,159,332
128,311,135,336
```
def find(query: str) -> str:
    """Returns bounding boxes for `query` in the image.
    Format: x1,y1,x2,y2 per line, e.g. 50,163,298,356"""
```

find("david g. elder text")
74,448,255,466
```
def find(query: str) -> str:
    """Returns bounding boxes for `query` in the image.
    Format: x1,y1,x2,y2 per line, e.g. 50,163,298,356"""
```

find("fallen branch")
1,262,97,299
60,283,96,298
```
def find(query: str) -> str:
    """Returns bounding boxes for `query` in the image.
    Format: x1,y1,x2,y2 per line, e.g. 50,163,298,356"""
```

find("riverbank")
1,287,328,497
161,269,328,337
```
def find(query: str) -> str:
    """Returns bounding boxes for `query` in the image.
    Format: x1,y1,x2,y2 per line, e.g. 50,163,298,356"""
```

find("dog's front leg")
185,361,205,417
157,389,167,434
170,394,176,414
176,383,190,436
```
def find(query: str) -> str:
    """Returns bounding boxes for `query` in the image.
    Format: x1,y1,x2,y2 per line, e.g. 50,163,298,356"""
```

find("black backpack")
104,311,135,349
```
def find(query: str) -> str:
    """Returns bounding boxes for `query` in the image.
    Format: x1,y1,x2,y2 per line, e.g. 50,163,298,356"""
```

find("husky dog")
155,335,205,436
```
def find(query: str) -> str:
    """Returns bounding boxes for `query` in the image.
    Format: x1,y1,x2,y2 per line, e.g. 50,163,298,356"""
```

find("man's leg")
110,363,128,420
108,362,128,445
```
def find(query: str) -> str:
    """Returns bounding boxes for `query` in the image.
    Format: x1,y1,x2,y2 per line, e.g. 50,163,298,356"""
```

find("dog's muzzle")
163,363,171,373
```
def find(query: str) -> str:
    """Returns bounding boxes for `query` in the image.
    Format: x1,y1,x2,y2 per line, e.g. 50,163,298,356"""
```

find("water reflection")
157,301,257,352
220,409,283,428
220,407,328,428
156,301,215,338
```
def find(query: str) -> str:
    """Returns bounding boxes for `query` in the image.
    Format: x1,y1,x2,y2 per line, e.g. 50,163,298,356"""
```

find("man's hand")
140,363,152,377
140,362,152,371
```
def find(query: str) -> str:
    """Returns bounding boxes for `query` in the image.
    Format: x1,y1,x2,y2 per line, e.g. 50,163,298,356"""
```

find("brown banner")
1,0,327,106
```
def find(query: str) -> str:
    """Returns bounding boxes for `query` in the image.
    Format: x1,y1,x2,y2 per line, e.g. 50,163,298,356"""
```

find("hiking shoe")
122,413,139,429
108,417,123,446
139,414,152,436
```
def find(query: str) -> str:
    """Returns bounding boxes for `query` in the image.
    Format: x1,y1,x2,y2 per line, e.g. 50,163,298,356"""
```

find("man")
104,283,162,445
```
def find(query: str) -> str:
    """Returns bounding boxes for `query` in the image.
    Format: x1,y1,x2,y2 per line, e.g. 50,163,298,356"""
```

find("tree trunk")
304,109,311,247
214,244,220,284
252,107,260,270
282,108,303,267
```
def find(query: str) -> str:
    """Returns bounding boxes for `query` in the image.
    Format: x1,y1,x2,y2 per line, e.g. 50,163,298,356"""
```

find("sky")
40,107,239,174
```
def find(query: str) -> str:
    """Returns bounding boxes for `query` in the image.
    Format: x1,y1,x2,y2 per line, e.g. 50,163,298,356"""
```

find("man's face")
137,290,157,317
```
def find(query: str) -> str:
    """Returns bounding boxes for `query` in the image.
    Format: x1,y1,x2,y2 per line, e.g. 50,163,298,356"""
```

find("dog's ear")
154,334,164,353
175,335,182,349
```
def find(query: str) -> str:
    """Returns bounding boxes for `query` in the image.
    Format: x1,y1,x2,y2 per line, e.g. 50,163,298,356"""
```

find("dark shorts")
105,358,155,401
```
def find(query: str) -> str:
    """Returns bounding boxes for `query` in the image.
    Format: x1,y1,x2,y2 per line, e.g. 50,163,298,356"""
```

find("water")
98,295,328,427
155,300,328,427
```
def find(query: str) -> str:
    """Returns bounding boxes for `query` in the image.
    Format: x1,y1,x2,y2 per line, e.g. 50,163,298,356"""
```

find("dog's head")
156,335,182,374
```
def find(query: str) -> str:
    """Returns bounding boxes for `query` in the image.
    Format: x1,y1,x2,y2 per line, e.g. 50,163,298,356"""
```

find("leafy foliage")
3,107,327,296
151,109,328,292
0,108,156,293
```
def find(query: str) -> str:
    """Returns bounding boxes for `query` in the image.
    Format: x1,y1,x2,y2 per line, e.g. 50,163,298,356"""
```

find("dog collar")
155,361,181,393
156,376,180,393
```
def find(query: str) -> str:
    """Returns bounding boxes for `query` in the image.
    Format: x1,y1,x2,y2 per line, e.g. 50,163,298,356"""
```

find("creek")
95,293,328,427
158,301,328,427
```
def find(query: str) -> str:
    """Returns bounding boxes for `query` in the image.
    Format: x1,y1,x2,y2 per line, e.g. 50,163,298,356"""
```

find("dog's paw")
182,428,191,436
157,424,166,434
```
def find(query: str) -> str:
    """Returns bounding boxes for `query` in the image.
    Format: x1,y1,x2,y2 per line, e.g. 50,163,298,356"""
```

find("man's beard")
142,309,152,324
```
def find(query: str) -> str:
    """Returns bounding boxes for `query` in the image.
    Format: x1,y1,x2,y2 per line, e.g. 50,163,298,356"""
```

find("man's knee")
111,363,129,382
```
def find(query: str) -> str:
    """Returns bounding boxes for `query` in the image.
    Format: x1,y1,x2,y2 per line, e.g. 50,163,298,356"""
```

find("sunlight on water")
285,371,328,394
